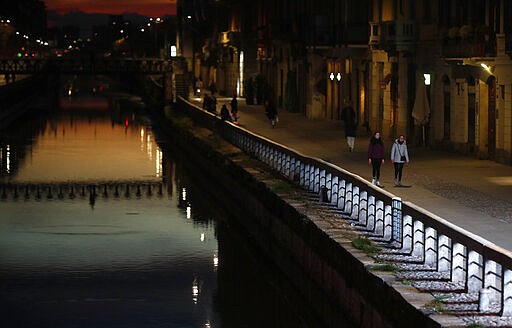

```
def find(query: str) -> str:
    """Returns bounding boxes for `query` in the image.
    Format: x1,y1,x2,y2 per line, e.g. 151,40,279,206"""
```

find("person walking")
390,134,410,186
265,100,278,128
220,104,232,122
194,78,203,96
341,100,357,152
230,95,238,124
368,132,385,186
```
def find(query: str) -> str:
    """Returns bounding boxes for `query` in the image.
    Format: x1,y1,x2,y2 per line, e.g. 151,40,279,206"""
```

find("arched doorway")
467,76,476,152
377,62,385,133
327,59,342,120
488,76,497,159
442,76,451,140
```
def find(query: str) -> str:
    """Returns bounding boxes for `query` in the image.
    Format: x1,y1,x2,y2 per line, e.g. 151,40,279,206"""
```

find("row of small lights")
138,17,177,56
139,17,163,33
5,15,178,56
2,17,53,51
2,17,48,44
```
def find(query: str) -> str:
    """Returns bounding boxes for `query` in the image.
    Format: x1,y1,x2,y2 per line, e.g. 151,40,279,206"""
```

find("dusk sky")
45,0,177,17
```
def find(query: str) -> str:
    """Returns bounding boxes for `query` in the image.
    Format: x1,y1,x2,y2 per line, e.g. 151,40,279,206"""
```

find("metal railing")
178,96,512,317
0,57,170,75
0,182,165,201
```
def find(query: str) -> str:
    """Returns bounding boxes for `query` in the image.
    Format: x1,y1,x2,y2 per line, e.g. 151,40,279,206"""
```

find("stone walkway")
188,94,512,326
191,95,512,253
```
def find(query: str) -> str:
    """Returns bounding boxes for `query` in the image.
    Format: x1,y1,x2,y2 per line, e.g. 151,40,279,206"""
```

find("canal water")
0,82,328,327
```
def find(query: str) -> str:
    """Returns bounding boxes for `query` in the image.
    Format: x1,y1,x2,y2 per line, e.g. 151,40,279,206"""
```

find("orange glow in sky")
45,0,177,16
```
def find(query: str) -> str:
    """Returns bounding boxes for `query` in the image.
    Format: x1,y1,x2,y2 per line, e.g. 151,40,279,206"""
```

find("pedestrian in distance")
202,94,216,114
220,104,232,122
368,132,385,186
210,94,217,114
230,95,238,124
391,134,410,186
194,78,203,96
202,94,211,111
341,100,357,152
265,100,278,128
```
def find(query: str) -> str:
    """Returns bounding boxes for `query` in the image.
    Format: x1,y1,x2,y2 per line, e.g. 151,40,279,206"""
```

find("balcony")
305,22,368,48
442,41,492,58
441,25,496,58
371,20,416,52
386,20,416,52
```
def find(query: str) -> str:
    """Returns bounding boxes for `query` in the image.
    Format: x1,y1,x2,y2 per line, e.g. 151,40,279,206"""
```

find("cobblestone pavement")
188,95,512,326
190,95,512,252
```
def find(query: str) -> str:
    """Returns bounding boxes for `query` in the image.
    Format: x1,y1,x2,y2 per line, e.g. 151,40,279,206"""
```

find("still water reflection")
0,93,321,327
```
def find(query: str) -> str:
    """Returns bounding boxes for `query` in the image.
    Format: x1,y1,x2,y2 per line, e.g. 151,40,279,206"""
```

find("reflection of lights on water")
140,128,145,151
146,134,152,160
200,233,205,242
182,188,187,201
186,205,191,219
192,278,200,304
140,129,162,177
213,252,219,268
155,148,162,177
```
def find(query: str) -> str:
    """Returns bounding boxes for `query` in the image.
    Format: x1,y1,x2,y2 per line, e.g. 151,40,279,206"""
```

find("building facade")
177,0,512,165
369,0,512,164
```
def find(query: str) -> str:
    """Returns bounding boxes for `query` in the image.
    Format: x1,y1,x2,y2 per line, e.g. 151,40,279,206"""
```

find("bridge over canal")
0,56,189,102
0,57,170,75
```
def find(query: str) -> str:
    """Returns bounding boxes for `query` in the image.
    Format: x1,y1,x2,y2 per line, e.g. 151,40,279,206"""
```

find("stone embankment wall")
155,107,458,328
0,74,56,130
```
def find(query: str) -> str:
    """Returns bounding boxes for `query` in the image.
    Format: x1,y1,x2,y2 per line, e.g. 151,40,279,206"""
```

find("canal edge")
152,105,466,328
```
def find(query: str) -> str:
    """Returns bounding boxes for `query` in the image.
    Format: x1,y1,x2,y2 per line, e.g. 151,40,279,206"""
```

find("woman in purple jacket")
368,132,385,186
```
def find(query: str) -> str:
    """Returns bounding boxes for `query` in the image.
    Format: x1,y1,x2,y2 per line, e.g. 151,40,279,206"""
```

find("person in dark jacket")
390,135,410,186
230,95,238,123
265,101,278,128
368,132,385,186
220,104,232,122
341,101,357,151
